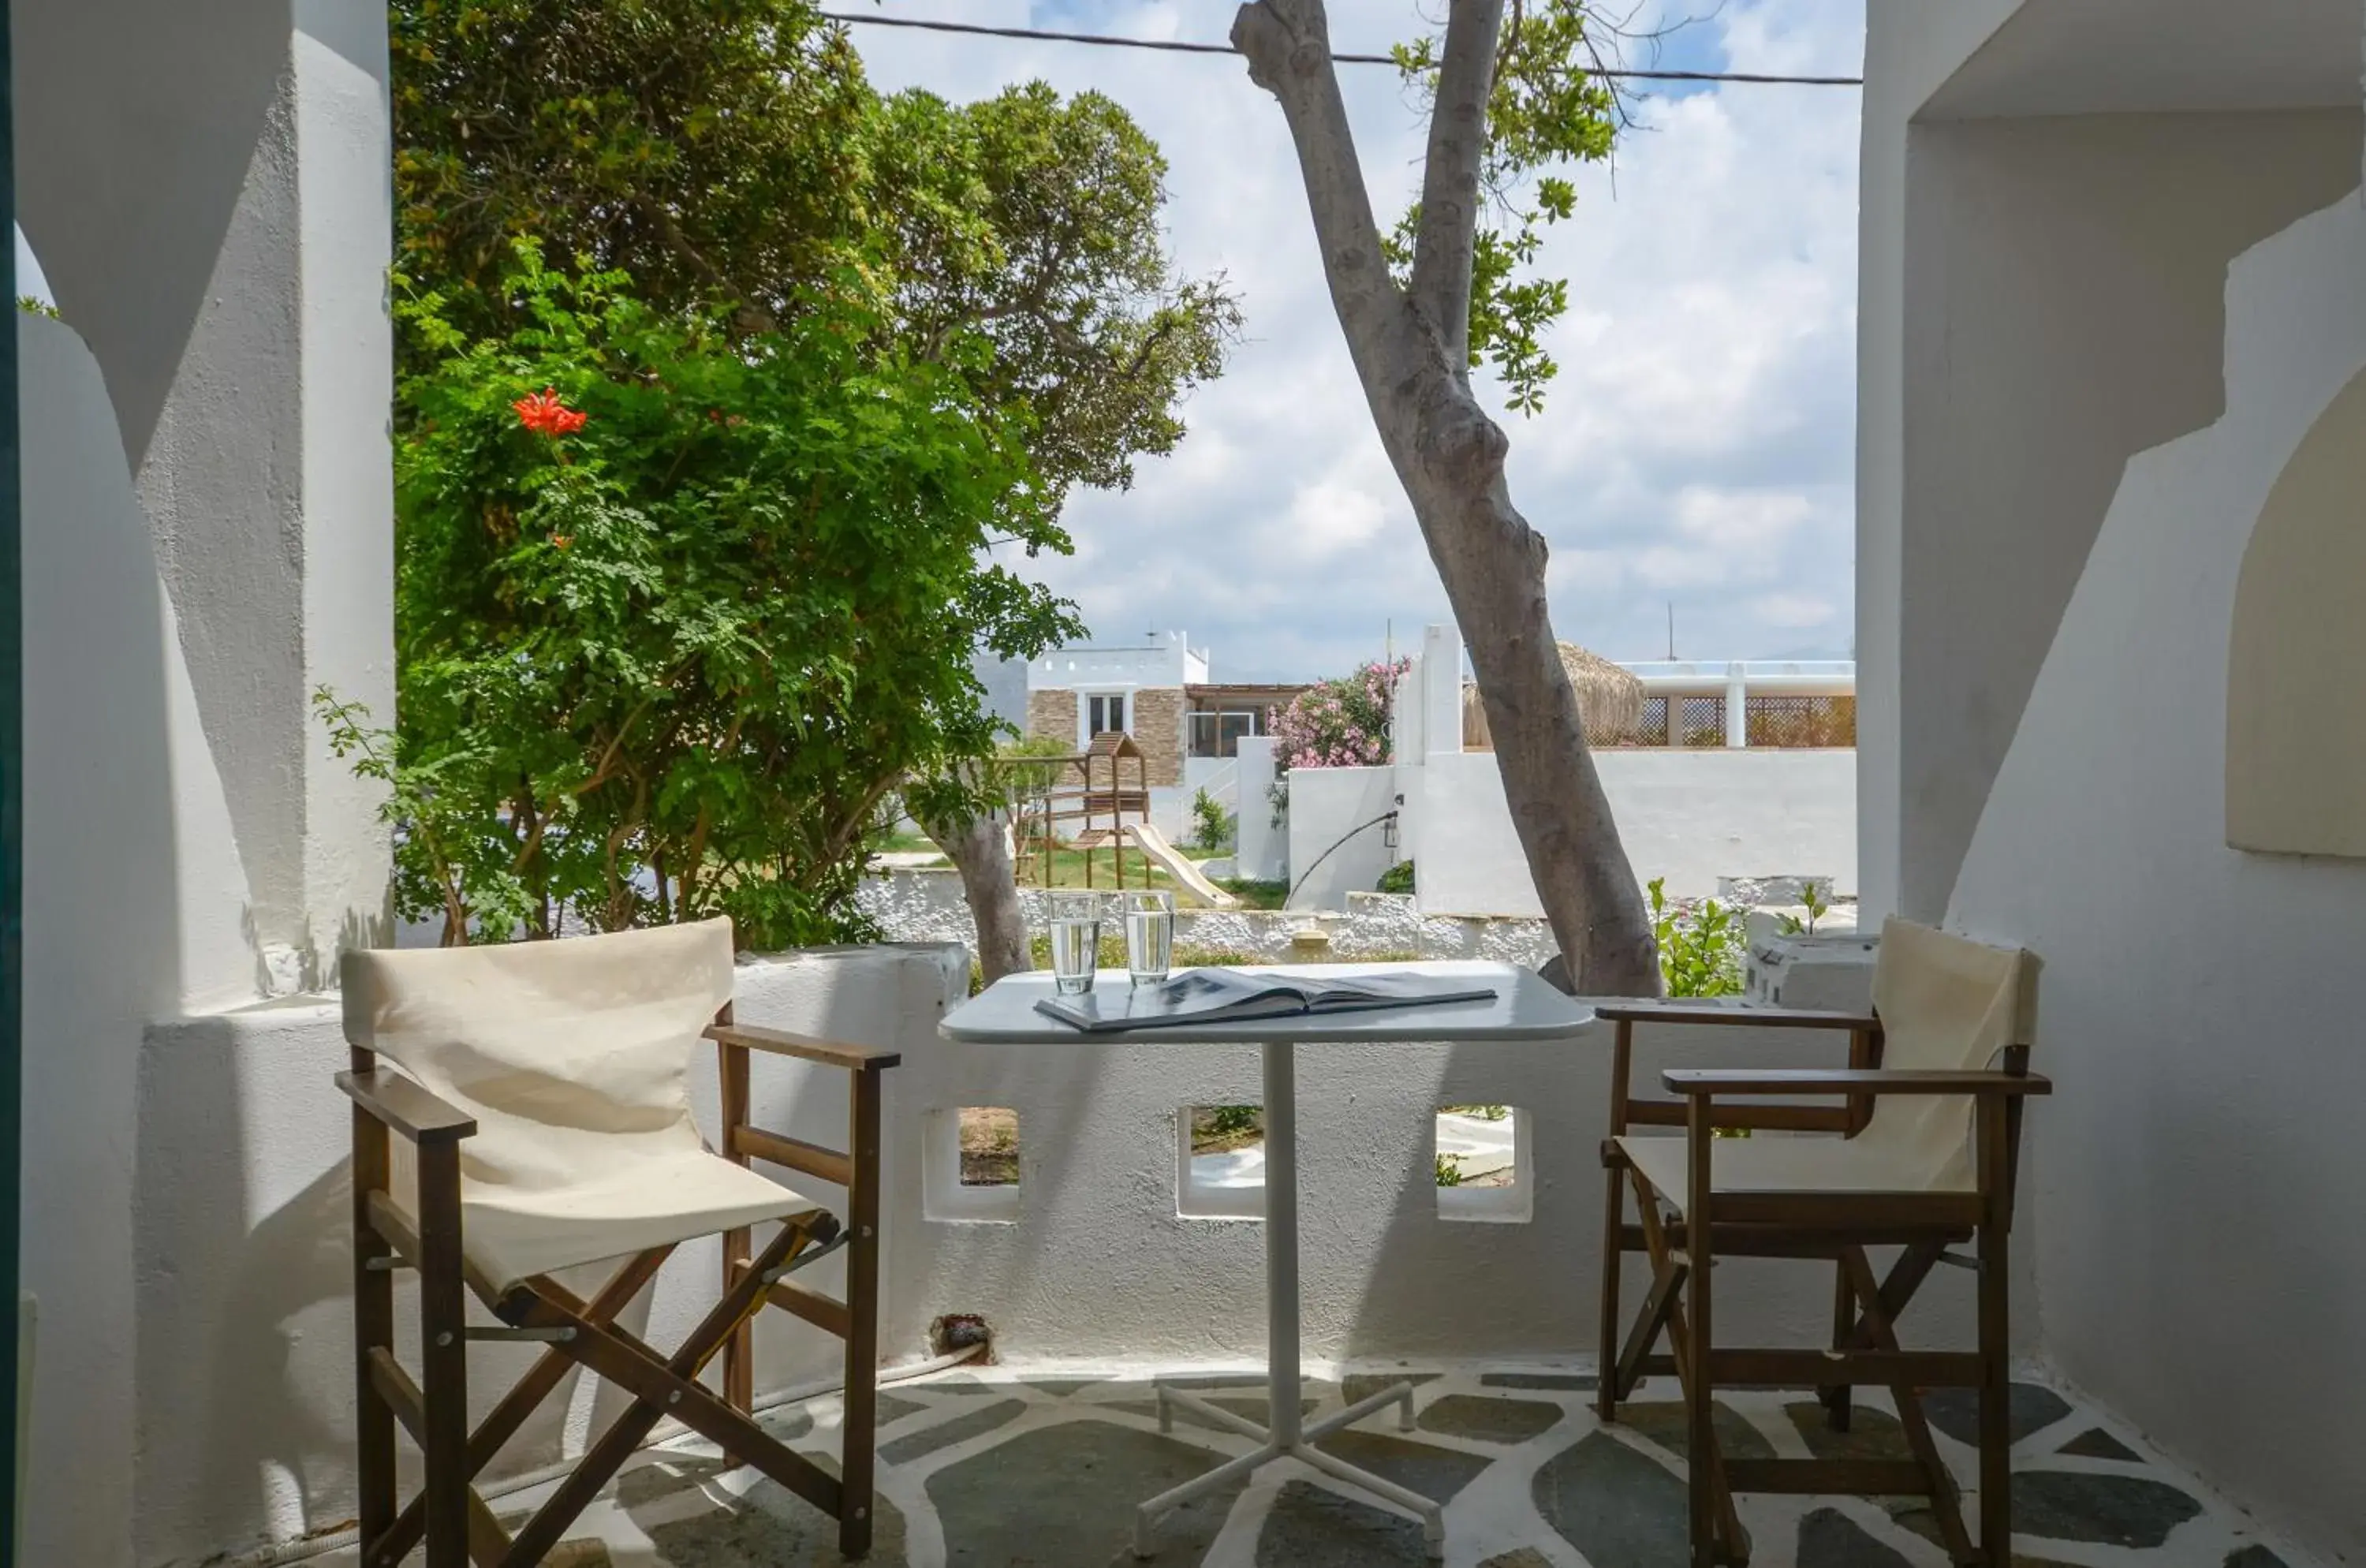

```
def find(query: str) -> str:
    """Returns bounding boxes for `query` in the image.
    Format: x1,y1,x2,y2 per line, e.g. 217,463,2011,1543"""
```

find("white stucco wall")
1283,765,1399,911
16,0,397,997
1859,5,2364,924
1946,190,2366,1566
1389,750,1857,918
17,315,227,1568
1893,111,2358,922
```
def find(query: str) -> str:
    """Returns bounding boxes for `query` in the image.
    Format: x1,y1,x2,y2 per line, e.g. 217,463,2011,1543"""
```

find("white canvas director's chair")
1596,917,2049,1568
335,917,898,1564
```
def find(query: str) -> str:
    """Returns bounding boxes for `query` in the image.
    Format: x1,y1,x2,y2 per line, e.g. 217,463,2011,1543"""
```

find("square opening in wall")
1178,1103,1263,1218
924,1107,1021,1223
960,1107,1021,1187
1436,1104,1529,1222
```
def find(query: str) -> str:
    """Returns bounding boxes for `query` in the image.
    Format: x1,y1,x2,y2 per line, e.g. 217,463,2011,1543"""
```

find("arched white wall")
1950,193,2366,1565
1885,109,2360,923
2224,364,2366,857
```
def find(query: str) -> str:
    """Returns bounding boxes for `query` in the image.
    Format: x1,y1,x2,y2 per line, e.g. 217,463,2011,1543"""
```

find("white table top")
939,960,1595,1046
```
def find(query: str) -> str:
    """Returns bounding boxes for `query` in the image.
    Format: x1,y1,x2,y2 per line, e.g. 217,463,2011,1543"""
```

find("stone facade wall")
1132,685,1185,786
1026,688,1077,748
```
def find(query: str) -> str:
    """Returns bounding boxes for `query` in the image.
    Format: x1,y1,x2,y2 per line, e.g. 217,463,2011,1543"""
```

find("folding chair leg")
1822,1259,1854,1433
719,1028,756,1431
839,1063,888,1559
1978,1127,2013,1566
503,1219,824,1565
1597,1159,1625,1422
1685,1117,1719,1568
369,1249,674,1568
1839,1249,1974,1564
351,1109,398,1552
418,1144,472,1567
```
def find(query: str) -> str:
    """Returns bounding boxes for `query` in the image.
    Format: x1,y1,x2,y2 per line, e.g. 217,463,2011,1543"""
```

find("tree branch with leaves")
1234,0,1658,994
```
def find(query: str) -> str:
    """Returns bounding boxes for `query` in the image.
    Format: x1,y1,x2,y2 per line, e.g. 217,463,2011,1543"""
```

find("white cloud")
855,0,1864,678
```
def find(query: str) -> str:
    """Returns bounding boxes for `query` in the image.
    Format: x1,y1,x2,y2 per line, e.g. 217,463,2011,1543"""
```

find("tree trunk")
923,809,1032,984
1234,0,1659,995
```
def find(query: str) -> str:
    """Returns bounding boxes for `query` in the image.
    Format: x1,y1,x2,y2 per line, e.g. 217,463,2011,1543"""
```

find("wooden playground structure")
1013,732,1151,888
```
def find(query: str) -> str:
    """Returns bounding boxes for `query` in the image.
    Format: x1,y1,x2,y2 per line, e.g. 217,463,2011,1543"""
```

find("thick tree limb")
1231,0,1658,995
1231,2,1403,368
1410,0,1506,378
920,809,1031,984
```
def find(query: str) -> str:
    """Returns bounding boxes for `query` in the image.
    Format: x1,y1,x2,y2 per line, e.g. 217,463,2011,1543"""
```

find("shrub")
1377,860,1416,895
1189,786,1233,852
1270,658,1410,772
1649,876,1746,998
367,245,1080,946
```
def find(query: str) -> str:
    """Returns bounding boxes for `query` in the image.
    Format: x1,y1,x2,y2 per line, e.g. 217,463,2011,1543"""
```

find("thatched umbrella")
1462,643,1646,750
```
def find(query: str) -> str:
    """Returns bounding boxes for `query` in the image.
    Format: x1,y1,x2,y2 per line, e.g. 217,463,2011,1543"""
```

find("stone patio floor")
312,1363,2302,1568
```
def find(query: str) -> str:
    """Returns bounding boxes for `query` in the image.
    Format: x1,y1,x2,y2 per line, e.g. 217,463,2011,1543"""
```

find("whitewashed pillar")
1421,623,1463,756
1234,737,1286,882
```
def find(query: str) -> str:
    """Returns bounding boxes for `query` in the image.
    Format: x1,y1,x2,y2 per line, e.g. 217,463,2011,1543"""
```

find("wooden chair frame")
1593,998,2050,1568
337,1003,899,1566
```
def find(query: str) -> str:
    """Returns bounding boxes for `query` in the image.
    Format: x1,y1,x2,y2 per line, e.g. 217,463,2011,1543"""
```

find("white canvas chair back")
1855,917,2038,1190
341,918,774,1289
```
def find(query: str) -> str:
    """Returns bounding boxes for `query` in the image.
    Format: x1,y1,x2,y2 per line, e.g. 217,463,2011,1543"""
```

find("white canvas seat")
343,918,809,1292
1615,1131,1968,1218
1615,917,2036,1216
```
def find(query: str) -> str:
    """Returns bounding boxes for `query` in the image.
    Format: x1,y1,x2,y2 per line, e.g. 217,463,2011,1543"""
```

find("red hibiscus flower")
513,387,588,437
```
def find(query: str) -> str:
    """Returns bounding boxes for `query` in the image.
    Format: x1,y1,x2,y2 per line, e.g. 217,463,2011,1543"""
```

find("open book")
1032,969,1498,1035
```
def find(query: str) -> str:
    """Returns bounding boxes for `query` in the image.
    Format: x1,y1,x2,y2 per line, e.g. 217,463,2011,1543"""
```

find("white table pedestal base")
1130,1040,1446,1561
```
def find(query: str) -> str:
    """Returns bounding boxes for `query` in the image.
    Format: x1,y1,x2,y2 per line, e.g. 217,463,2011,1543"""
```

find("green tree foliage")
1387,2,1629,413
371,248,1081,946
390,0,1238,499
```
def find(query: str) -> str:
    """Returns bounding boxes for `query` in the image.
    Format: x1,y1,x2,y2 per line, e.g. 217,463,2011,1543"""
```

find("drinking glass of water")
1047,890,1106,995
1123,890,1175,987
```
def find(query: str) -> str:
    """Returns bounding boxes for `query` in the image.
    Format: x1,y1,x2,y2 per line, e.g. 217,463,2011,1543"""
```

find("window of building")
1088,693,1128,737
1186,708,1266,758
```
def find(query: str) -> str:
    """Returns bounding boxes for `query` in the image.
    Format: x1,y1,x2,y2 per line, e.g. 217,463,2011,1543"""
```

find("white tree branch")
1410,0,1505,379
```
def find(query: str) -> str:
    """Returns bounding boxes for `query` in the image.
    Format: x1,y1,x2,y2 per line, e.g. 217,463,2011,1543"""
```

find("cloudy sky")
853,1,1865,683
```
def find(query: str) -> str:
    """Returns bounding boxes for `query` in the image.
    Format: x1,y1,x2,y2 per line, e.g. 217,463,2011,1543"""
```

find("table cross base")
1133,1379,1443,1559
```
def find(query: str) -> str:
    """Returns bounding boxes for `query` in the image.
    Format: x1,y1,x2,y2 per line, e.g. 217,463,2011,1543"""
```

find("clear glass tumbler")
1047,890,1105,995
1123,889,1175,987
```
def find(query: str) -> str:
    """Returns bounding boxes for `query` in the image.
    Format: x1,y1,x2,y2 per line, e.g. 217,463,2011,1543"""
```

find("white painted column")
1725,661,1750,749
1420,623,1462,756
18,0,397,1002
1234,737,1286,882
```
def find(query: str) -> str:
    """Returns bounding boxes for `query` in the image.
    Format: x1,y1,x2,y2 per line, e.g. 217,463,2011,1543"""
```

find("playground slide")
1124,822,1241,909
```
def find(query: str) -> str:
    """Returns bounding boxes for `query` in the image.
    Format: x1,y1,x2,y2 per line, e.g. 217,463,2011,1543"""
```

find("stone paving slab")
297,1365,2308,1568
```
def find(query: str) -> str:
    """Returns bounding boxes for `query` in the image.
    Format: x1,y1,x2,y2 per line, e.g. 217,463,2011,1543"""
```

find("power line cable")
818,11,1863,86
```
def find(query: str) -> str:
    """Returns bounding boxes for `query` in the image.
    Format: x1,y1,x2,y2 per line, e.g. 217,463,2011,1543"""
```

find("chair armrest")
336,1069,477,1144
1662,1068,2051,1097
1594,998,1878,1031
706,1022,901,1073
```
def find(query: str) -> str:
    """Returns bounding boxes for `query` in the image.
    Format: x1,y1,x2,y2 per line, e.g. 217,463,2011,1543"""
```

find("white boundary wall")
1271,625,1857,916
1412,749,1858,915
130,942,1948,1563
1282,764,1398,910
